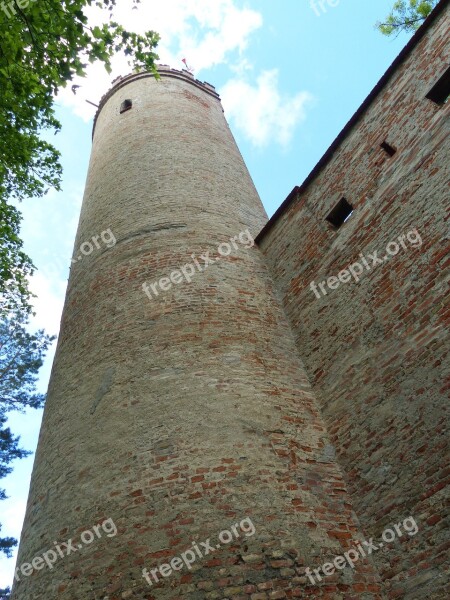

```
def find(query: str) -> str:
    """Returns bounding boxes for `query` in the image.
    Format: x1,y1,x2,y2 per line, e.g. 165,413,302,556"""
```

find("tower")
12,68,382,599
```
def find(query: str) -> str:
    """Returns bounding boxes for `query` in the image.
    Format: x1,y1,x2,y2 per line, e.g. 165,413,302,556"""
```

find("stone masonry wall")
258,5,449,599
12,70,383,599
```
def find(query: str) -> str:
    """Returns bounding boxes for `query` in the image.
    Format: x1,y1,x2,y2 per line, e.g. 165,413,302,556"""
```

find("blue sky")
0,0,412,587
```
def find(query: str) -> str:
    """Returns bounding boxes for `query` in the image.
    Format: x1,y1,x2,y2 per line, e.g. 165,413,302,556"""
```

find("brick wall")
258,4,449,599
12,70,382,599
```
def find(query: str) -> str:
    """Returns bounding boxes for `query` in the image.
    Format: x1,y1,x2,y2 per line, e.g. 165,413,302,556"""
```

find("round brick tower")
12,68,383,599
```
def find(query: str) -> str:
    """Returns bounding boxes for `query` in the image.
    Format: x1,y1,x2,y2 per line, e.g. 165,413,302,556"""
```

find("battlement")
92,64,220,135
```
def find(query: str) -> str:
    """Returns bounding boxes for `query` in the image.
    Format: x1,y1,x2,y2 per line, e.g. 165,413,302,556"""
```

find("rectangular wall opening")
326,198,354,229
426,65,450,105
120,99,133,114
381,141,397,157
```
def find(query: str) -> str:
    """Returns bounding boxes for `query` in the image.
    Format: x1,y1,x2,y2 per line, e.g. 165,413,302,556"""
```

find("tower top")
92,65,220,135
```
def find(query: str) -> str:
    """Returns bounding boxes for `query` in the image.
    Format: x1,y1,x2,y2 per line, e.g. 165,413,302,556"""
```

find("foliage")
0,0,159,205
0,586,11,599
0,313,55,411
0,410,30,557
377,0,439,36
0,313,54,558
0,199,35,317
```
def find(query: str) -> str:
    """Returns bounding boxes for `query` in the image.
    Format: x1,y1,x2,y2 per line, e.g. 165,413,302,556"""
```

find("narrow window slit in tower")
381,141,396,157
326,198,353,229
426,65,450,105
120,99,133,114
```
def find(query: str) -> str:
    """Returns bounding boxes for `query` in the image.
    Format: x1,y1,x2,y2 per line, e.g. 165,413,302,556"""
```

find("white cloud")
220,69,313,148
57,0,263,121
229,57,254,77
